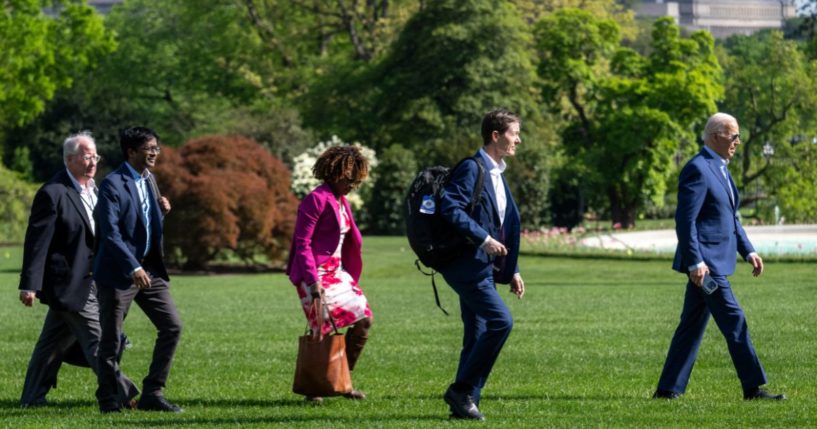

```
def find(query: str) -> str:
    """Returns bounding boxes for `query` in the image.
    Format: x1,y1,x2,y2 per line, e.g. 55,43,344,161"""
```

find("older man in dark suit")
94,126,182,413
18,132,138,408
439,109,526,421
654,112,785,401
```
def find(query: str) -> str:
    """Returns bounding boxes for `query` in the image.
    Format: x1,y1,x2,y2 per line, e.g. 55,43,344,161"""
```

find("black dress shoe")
744,388,786,401
137,395,183,412
21,398,48,408
100,405,122,413
652,389,682,399
444,386,485,421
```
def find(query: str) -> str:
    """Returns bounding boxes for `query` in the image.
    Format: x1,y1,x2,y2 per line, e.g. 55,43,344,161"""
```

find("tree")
152,135,299,269
4,0,315,178
536,11,722,227
366,0,547,163
0,0,114,131
299,0,557,228
238,0,417,65
367,144,417,234
720,30,817,222
0,163,38,243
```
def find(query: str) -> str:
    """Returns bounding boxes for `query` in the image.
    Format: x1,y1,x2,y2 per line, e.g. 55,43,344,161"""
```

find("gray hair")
63,131,95,164
703,112,737,143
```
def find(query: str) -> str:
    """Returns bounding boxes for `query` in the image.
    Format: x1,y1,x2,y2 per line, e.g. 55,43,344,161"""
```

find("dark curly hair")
312,145,369,186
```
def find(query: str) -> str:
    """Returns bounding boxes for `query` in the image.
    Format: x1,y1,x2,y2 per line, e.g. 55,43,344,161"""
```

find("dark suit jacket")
93,163,168,289
19,170,95,312
672,147,754,277
440,151,521,284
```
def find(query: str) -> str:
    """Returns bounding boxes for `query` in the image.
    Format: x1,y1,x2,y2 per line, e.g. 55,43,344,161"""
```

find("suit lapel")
705,155,734,209
59,172,94,237
121,167,147,229
475,153,501,225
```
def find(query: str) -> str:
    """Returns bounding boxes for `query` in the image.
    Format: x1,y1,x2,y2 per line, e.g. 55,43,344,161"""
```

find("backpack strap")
447,155,485,215
466,155,485,215
415,260,449,316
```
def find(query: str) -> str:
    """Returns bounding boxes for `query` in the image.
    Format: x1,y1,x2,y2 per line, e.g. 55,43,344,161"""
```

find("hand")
19,291,36,307
748,254,764,277
483,236,508,257
309,297,325,341
689,265,709,288
159,197,171,215
132,269,151,289
510,274,525,300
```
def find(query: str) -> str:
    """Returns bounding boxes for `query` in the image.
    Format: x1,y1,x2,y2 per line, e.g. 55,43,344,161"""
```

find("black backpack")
405,156,485,314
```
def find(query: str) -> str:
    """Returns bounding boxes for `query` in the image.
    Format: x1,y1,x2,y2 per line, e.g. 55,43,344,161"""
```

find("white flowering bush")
290,136,378,212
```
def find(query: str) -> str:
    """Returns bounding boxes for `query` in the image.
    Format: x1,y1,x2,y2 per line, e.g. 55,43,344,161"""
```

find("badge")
419,195,435,214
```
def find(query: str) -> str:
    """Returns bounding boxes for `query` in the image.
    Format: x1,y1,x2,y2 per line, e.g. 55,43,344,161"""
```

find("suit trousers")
657,277,767,393
20,283,138,406
96,272,182,408
442,259,513,405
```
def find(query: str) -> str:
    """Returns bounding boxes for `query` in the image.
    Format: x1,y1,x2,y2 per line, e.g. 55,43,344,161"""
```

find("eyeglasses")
140,145,161,154
726,133,740,142
81,155,102,163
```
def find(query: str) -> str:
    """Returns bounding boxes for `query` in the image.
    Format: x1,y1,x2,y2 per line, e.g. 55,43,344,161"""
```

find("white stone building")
638,0,798,38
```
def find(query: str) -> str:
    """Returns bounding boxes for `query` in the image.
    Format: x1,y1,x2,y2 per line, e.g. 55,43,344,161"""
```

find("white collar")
125,162,150,180
703,145,728,165
479,148,506,174
65,168,95,193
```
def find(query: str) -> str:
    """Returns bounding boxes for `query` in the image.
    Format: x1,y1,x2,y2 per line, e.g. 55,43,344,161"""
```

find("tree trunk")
608,188,637,229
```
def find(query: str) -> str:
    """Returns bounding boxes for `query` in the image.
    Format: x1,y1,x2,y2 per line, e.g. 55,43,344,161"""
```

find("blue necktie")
720,165,735,206
139,178,152,256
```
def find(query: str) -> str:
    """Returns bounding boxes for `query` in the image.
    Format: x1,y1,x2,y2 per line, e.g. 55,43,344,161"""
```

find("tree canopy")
536,11,722,227
0,0,114,129
719,30,817,223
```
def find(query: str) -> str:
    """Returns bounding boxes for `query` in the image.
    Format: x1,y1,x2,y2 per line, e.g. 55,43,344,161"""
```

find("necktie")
720,165,735,206
139,178,152,256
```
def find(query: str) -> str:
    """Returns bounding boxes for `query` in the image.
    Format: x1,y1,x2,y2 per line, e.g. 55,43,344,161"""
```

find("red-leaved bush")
152,135,298,270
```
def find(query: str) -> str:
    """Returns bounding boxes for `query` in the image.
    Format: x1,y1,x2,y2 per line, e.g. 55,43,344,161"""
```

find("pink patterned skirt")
297,256,372,336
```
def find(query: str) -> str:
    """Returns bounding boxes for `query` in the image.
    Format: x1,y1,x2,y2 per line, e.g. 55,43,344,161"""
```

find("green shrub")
0,165,38,244
367,145,418,234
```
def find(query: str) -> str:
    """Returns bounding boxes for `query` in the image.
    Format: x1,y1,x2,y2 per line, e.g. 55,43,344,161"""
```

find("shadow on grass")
114,414,445,426
527,280,677,287
176,398,306,408
0,399,96,409
482,394,645,401
375,393,637,402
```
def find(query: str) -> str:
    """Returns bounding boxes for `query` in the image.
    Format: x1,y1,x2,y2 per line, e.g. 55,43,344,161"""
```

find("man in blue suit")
94,127,183,413
654,113,784,401
439,109,525,420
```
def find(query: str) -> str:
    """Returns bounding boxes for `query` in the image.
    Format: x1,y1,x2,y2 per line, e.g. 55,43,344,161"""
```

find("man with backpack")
439,109,525,421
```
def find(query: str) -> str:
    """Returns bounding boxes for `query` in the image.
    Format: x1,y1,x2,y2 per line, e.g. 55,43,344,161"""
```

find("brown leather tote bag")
292,318,352,397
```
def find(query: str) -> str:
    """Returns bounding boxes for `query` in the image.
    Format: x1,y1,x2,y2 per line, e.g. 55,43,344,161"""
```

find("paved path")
581,224,817,255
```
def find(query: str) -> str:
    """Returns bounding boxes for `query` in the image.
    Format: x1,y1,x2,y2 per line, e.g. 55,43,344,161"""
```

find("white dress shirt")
479,148,507,226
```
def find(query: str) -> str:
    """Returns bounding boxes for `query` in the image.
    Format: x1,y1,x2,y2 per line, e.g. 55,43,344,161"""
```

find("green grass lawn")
1,237,815,428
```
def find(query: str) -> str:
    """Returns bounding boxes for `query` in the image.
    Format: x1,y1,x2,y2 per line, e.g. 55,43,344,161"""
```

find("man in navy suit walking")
439,109,526,420
94,127,183,413
654,113,784,401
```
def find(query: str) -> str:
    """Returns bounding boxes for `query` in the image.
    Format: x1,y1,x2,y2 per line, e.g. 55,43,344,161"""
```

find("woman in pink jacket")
286,145,372,402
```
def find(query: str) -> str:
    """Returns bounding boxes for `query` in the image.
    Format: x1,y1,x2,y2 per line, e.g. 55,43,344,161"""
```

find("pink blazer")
286,183,363,287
